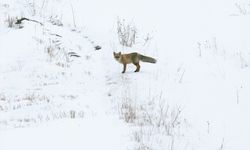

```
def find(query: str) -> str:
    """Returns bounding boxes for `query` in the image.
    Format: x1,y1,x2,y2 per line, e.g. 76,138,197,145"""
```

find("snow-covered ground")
0,0,250,150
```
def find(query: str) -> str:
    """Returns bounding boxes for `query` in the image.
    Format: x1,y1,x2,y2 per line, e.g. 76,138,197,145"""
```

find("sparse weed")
197,37,218,57
48,15,63,26
45,38,70,67
0,109,85,129
6,16,16,28
117,87,184,150
120,97,137,123
235,3,250,15
117,18,137,47
197,38,249,69
5,16,20,28
24,0,37,16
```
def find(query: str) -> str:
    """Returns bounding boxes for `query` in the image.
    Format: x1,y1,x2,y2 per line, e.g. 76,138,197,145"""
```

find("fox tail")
139,54,157,63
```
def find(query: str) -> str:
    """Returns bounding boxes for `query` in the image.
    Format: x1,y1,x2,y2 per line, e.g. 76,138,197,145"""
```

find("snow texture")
0,0,250,150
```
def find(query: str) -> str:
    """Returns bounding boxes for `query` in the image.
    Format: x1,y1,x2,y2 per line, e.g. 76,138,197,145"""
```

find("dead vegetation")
116,80,186,150
117,18,137,47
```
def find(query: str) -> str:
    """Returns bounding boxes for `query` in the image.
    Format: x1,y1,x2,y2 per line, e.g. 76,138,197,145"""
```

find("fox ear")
113,52,115,55
119,52,121,55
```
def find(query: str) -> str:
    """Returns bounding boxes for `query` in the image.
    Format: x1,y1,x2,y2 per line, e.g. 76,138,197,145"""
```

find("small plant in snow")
48,15,63,26
45,38,70,67
235,3,250,15
236,51,249,69
5,16,19,28
197,38,218,56
143,33,154,46
24,0,37,16
6,16,16,28
117,18,137,47
117,89,185,149
120,97,137,123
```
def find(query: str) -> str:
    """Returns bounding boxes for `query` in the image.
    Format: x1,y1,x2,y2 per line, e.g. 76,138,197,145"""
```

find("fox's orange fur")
113,52,156,73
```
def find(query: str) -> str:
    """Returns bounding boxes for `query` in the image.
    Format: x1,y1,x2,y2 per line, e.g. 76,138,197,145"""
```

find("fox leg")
134,63,140,72
122,64,127,73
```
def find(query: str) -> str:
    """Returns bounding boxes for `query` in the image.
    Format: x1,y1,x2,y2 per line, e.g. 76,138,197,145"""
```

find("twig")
236,89,239,104
15,17,43,26
170,136,174,150
70,54,81,57
197,42,202,57
94,45,102,50
179,70,185,83
207,121,210,134
49,33,62,37
70,4,76,28
171,107,182,127
68,52,80,57
218,138,225,150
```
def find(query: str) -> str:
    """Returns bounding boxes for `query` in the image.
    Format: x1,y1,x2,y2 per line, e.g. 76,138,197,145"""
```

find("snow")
1,118,129,150
0,0,250,150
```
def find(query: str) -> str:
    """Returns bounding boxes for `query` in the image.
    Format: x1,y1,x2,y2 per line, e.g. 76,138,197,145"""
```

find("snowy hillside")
0,0,250,150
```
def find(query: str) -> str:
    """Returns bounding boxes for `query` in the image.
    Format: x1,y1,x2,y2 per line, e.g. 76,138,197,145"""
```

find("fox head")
113,52,121,60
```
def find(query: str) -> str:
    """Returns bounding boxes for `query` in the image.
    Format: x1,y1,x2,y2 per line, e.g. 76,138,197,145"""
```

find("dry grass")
45,38,70,67
117,18,137,47
5,16,20,28
0,110,85,129
49,15,63,26
116,87,185,150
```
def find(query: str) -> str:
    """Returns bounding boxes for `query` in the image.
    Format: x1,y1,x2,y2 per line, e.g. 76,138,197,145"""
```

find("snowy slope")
0,0,250,150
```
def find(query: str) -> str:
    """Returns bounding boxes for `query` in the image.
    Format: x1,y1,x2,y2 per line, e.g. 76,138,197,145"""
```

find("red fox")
113,52,156,73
